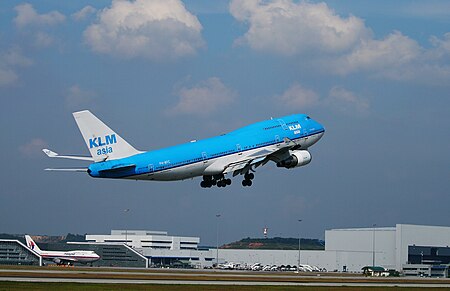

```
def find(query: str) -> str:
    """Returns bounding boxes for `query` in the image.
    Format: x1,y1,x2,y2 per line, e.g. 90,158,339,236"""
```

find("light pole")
298,219,302,273
216,214,221,268
124,209,130,245
372,224,376,267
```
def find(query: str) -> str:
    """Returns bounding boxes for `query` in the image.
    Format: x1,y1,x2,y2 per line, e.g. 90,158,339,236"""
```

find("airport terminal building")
83,224,450,273
2,224,449,274
219,224,450,273
86,230,215,268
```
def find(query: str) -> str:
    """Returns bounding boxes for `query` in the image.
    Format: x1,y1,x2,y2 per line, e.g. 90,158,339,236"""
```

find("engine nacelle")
277,150,312,169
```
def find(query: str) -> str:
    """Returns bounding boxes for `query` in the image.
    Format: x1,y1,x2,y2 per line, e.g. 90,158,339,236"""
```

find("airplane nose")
317,130,324,141
314,121,325,141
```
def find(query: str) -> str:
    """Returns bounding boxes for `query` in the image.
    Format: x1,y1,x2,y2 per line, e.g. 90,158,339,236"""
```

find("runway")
1,267,449,288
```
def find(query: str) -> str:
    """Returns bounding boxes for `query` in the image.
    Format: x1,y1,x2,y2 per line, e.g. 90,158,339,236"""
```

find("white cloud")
2,48,33,67
229,1,450,84
34,31,54,48
169,77,235,116
0,48,33,87
65,85,96,110
276,83,319,109
14,3,65,28
230,0,370,55
328,31,450,83
325,87,369,114
72,5,97,21
84,0,204,60
330,31,422,76
276,83,369,115
429,32,450,58
19,138,48,157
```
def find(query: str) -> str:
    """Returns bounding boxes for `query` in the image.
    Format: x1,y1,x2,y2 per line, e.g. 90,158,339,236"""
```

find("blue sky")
1,0,449,245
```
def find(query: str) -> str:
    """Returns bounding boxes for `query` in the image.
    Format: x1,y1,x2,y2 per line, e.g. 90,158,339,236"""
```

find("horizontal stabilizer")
45,168,87,172
43,149,94,161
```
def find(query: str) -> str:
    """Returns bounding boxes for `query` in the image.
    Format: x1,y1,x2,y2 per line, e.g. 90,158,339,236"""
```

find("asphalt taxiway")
1,267,449,288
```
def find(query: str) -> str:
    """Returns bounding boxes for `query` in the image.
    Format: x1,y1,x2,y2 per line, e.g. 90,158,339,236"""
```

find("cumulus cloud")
14,3,65,28
429,32,450,58
230,0,370,55
330,31,450,83
19,138,48,157
13,3,65,48
72,5,97,21
65,85,96,110
0,48,33,87
325,86,369,114
230,0,450,84
330,31,422,76
276,83,319,109
84,0,204,60
169,77,235,116
277,83,369,115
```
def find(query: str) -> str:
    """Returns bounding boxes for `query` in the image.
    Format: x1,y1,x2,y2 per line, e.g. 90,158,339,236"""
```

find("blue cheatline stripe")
110,130,324,179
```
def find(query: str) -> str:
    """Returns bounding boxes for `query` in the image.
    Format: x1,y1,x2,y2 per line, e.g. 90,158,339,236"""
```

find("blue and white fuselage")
44,111,324,188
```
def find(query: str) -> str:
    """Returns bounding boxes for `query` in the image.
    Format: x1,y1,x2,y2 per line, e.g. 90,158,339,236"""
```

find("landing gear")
244,172,254,180
217,179,231,187
200,175,231,188
242,172,255,187
242,179,252,187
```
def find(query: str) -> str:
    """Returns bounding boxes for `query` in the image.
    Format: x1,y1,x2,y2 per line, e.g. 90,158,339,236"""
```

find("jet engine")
276,150,311,169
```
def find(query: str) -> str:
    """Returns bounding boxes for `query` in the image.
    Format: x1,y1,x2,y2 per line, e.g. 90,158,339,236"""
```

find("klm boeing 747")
43,111,324,188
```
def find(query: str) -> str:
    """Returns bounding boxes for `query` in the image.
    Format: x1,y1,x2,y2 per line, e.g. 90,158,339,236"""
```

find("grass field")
0,282,448,291
1,266,449,290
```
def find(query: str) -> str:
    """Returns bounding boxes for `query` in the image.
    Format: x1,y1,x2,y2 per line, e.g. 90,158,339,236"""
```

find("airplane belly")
130,161,209,181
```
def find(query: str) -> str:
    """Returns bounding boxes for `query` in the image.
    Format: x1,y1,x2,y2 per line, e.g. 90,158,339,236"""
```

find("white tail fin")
73,110,141,162
25,235,42,254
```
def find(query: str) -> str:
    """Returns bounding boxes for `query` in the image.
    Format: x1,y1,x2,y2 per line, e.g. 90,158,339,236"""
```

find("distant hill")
222,237,325,250
0,233,86,244
0,233,24,243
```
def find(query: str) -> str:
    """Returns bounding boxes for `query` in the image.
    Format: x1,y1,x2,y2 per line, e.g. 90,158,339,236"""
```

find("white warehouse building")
86,224,450,272
220,224,450,272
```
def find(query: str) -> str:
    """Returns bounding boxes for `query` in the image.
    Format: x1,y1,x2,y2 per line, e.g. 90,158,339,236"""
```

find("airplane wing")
207,139,295,177
50,257,78,265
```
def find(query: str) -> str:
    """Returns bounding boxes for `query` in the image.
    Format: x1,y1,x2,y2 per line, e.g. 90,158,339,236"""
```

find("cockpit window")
306,116,311,120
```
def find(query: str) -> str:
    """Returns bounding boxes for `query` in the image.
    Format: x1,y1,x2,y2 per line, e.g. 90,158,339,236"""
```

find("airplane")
43,110,324,188
25,235,100,265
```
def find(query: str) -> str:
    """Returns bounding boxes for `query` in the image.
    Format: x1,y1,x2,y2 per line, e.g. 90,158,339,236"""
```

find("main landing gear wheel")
242,179,253,187
244,172,254,180
201,175,231,188
217,179,231,187
242,171,255,187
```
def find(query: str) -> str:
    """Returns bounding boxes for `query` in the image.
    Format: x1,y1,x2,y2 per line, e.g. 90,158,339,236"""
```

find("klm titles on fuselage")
89,134,117,156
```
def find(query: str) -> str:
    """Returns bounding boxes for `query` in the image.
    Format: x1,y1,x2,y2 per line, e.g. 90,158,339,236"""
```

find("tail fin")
73,110,141,162
25,235,42,254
